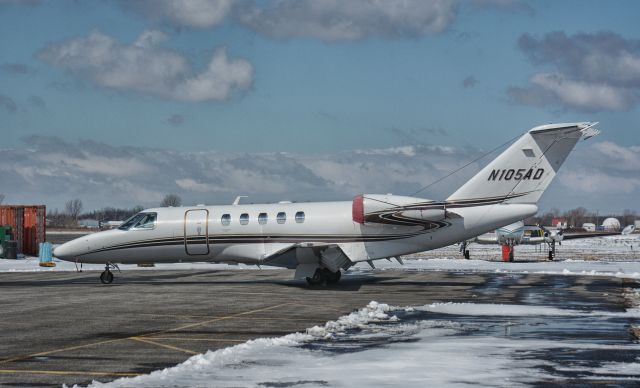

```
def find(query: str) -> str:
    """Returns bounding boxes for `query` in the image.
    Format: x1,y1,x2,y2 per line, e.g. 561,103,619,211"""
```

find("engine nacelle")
352,194,446,224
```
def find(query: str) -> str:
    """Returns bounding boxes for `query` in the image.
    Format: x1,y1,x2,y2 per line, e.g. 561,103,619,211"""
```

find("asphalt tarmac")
0,269,636,387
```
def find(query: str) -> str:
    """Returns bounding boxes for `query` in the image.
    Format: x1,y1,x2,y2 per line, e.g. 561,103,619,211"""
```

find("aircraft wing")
561,231,621,240
261,242,334,269
261,242,363,279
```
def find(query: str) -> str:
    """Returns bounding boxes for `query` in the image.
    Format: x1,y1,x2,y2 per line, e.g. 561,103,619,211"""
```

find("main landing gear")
460,242,471,259
100,262,120,284
306,268,342,286
548,241,556,261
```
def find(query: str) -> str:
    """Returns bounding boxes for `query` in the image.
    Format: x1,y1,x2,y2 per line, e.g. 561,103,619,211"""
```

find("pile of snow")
307,301,398,339
82,300,640,388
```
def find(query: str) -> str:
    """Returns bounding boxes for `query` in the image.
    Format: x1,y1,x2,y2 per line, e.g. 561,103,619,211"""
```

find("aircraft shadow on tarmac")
0,270,383,290
0,270,517,291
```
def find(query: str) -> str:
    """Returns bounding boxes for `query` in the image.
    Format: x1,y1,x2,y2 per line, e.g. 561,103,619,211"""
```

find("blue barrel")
39,242,53,263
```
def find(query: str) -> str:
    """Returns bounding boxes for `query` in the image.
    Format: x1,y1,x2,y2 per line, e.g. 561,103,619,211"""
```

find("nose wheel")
100,263,119,284
100,270,114,284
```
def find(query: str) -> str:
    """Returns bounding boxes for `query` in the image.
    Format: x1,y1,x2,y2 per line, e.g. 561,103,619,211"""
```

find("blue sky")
0,0,638,213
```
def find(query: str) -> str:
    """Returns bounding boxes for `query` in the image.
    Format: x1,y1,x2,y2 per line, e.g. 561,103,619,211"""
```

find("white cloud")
134,29,168,48
1,136,637,212
175,178,216,192
560,171,640,194
38,30,253,102
235,0,457,41
557,140,640,195
38,154,155,178
511,31,640,112
512,73,636,112
121,0,235,29
591,142,640,171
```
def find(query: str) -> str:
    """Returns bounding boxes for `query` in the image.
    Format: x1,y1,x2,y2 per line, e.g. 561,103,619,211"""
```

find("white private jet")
53,122,600,285
460,222,634,261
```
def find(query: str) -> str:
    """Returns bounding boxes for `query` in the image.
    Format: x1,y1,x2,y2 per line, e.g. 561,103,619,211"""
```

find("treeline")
47,194,181,228
82,206,144,223
47,199,143,228
526,207,637,229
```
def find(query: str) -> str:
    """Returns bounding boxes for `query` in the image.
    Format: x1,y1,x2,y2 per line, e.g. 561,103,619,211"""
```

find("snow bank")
82,299,640,388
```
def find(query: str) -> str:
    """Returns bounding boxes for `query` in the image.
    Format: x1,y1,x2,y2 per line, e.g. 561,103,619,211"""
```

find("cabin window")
240,213,249,225
295,211,305,223
276,212,286,224
258,212,268,225
221,214,231,226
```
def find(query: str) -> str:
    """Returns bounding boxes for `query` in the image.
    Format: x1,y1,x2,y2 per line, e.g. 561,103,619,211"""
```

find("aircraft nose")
53,240,85,261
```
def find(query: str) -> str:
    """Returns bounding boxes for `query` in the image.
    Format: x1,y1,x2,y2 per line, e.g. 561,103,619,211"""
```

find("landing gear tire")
548,250,554,261
305,268,341,286
326,270,341,284
464,250,470,260
306,269,326,286
100,270,114,284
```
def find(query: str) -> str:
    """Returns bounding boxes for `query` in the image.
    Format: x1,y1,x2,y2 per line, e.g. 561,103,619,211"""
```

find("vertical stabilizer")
447,122,599,204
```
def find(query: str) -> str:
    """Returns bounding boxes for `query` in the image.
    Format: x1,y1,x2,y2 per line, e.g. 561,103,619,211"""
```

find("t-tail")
447,122,600,205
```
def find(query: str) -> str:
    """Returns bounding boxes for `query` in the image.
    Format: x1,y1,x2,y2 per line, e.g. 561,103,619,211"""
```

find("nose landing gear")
100,262,120,284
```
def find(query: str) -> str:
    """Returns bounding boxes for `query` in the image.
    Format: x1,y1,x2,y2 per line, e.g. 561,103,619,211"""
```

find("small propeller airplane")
53,122,600,285
459,222,636,261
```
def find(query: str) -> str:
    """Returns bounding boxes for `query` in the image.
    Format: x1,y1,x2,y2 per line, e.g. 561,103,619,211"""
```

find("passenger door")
184,209,209,255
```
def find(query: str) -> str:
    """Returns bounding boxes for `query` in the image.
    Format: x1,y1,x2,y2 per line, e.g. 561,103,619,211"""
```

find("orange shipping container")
0,205,46,255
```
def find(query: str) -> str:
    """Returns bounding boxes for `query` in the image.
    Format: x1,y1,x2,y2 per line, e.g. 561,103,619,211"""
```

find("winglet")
579,122,600,140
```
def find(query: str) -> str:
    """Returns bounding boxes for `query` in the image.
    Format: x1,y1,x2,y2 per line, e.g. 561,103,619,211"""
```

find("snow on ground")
410,234,640,261
356,235,640,280
355,256,640,280
82,300,640,388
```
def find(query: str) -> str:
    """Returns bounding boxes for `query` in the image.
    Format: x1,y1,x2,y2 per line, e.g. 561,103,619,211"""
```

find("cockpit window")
119,213,145,230
135,213,156,229
118,212,157,230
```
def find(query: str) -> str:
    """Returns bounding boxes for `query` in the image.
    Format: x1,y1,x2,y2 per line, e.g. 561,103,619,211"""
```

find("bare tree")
564,207,589,228
65,199,83,225
160,194,182,207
